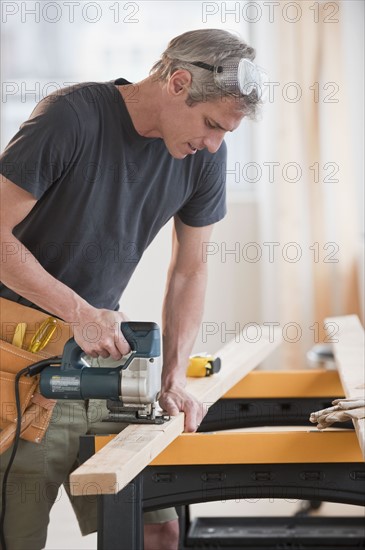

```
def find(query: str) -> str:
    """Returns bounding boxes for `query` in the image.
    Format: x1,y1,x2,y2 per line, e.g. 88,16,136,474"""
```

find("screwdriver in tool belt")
28,317,58,353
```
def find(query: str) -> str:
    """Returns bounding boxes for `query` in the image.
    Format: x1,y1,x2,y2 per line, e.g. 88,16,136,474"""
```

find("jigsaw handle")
121,322,160,357
60,321,160,371
61,338,85,370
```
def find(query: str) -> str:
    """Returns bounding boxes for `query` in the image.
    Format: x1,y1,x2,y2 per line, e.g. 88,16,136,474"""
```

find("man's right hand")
72,307,131,360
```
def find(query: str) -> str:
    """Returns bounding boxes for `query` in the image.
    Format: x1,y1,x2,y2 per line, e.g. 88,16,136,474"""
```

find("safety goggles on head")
189,58,267,99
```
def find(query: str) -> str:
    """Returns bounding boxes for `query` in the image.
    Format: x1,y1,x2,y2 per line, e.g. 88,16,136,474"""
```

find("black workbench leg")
97,474,143,550
176,505,190,550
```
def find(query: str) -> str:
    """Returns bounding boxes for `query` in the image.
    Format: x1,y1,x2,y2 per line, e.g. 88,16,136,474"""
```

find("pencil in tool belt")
28,317,58,353
12,323,27,348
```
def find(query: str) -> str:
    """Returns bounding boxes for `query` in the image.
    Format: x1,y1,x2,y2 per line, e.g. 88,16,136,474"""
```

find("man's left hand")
159,385,205,432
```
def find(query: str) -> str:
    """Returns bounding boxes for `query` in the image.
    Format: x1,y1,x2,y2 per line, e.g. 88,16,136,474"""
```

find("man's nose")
203,132,225,154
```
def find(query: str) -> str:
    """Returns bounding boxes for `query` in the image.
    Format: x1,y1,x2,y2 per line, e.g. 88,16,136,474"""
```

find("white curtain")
253,0,363,368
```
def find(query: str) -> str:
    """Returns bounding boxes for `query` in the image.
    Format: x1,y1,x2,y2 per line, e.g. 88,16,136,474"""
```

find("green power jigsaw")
38,321,169,424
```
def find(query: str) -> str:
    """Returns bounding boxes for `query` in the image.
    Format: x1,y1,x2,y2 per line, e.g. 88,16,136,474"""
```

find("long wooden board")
326,315,365,459
70,325,282,495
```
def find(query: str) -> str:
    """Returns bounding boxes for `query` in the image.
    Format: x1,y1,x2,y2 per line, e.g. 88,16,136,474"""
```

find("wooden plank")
70,326,282,495
326,315,365,459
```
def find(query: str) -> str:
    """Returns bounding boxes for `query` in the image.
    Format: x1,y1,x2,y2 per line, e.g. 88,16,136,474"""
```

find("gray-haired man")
0,28,262,550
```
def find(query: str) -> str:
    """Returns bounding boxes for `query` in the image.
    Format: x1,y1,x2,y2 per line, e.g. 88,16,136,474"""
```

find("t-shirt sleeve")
177,140,227,227
0,94,80,200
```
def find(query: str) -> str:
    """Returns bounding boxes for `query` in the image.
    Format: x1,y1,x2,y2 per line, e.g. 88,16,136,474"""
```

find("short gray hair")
150,29,260,119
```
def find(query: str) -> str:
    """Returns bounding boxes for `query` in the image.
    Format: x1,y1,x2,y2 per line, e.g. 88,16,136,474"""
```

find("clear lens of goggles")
190,58,267,100
215,58,267,98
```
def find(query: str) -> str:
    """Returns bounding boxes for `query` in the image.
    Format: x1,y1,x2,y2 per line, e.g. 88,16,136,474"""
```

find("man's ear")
168,70,192,97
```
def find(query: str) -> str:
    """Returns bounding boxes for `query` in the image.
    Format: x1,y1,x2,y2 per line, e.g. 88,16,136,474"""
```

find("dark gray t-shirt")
0,79,227,311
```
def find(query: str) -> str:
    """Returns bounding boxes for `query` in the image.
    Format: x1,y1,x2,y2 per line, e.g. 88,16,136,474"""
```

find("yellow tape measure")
186,354,221,377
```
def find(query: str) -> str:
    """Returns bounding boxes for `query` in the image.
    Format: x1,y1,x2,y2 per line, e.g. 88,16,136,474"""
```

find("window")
1,1,254,192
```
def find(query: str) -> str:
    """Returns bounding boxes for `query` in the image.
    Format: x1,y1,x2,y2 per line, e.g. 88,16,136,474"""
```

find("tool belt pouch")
0,298,72,455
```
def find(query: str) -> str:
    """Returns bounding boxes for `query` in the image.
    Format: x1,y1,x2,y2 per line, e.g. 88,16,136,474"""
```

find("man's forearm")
161,268,208,389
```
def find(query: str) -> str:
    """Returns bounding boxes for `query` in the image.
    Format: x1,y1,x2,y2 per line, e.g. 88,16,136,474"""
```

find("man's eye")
206,120,215,129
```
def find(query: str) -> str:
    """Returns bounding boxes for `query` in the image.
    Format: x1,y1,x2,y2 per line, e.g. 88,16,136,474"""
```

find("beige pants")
0,399,177,550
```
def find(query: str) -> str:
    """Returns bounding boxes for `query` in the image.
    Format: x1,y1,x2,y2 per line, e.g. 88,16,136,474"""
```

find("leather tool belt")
0,298,73,454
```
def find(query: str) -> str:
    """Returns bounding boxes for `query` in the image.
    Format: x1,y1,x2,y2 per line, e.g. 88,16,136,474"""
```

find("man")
0,29,261,550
